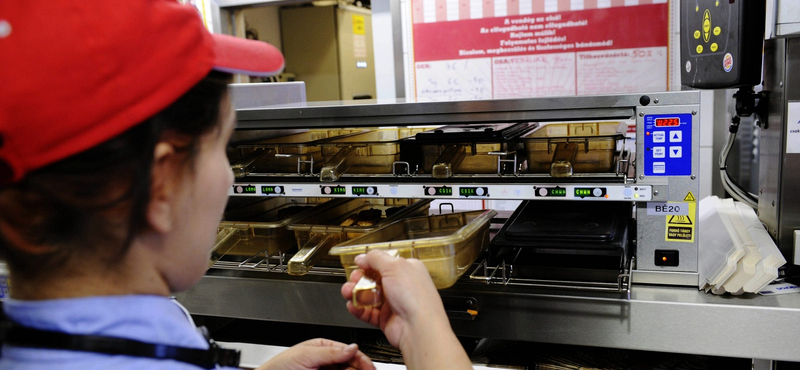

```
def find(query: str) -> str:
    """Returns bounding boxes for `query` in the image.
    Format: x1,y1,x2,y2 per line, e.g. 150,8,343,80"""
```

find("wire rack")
467,255,635,300
210,249,634,300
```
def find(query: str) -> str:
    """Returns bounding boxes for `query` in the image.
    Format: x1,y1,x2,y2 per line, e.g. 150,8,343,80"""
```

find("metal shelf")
175,271,800,362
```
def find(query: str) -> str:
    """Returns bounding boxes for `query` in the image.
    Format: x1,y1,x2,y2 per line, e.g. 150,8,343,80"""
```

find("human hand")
340,250,449,350
254,338,375,370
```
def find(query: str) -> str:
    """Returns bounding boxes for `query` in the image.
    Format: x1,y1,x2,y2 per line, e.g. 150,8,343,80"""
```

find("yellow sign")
352,15,365,35
666,202,696,243
684,191,696,202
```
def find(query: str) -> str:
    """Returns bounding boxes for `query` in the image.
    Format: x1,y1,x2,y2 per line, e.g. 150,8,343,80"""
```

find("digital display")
321,186,347,195
655,117,681,127
261,186,283,195
548,188,566,196
234,185,257,194
459,187,488,197
352,186,377,196
425,186,452,196
574,187,605,198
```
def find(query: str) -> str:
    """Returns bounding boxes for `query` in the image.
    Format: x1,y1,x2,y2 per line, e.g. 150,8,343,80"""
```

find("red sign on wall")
410,1,670,101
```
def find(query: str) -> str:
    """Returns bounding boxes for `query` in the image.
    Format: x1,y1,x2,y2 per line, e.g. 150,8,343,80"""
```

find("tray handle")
287,233,340,275
431,145,467,179
230,148,277,178
320,146,359,182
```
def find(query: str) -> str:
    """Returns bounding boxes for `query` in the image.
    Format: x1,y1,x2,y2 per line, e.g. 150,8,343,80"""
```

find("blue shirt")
0,295,239,370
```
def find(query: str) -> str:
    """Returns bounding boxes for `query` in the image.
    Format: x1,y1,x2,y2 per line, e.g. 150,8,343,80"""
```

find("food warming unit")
175,92,800,363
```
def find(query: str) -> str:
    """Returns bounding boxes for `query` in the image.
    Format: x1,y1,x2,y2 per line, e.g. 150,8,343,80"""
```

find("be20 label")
647,202,689,216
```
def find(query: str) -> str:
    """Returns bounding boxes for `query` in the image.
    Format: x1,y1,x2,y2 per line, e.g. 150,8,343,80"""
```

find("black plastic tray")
413,122,536,143
491,200,631,257
502,200,630,243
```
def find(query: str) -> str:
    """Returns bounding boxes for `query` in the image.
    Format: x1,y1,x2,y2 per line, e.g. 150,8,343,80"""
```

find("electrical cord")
719,115,758,208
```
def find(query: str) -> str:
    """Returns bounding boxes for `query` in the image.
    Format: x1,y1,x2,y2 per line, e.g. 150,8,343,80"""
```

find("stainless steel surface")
231,92,701,284
776,0,800,36
235,92,698,129
760,37,800,261
632,100,700,278
179,90,800,362
631,270,699,286
229,82,307,109
176,273,800,362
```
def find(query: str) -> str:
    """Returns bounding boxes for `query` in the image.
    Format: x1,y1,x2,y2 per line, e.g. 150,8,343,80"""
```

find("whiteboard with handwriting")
415,59,492,101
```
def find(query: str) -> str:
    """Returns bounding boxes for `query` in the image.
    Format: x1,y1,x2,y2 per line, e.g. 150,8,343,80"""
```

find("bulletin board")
409,0,670,101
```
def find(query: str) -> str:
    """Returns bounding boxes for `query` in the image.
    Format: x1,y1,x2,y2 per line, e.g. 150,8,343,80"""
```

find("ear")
147,142,180,233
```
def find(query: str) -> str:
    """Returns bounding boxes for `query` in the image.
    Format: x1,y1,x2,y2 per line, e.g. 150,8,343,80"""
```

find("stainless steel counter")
175,270,800,362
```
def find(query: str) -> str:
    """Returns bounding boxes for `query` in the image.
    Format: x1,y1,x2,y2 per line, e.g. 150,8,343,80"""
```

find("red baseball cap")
0,0,285,184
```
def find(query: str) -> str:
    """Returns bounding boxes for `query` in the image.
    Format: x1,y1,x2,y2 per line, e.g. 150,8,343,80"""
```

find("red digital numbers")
655,118,680,127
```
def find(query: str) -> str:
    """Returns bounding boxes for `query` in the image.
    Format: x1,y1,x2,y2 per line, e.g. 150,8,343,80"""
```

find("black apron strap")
0,321,240,369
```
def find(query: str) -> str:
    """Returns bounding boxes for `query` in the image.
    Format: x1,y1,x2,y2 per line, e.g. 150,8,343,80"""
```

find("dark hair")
0,71,232,280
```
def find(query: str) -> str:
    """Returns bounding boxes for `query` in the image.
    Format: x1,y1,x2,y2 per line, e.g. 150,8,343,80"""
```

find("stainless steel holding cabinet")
176,91,800,363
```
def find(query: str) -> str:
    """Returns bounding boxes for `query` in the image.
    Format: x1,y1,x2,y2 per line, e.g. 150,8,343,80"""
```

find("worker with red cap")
0,1,473,369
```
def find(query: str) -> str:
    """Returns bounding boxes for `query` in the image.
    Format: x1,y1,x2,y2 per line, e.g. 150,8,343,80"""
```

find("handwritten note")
415,58,492,101
576,47,667,95
493,53,575,99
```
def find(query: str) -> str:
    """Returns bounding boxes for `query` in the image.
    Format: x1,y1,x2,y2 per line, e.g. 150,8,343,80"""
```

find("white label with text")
647,202,689,216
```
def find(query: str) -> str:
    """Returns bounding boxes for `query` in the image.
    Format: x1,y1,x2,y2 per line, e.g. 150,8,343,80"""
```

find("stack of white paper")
698,196,785,295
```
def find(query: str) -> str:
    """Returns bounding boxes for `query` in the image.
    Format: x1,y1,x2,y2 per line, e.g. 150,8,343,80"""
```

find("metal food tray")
519,122,626,177
318,128,430,181
329,209,496,289
211,197,347,264
286,198,433,275
228,129,364,177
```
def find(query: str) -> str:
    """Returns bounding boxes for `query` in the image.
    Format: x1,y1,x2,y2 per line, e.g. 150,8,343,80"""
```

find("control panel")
680,0,765,88
643,114,693,176
229,183,652,201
